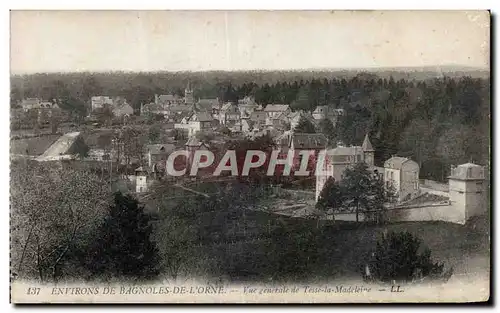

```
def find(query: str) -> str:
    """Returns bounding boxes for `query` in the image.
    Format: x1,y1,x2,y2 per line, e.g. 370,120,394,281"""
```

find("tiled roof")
327,146,364,156
264,104,290,112
291,133,327,149
384,156,416,169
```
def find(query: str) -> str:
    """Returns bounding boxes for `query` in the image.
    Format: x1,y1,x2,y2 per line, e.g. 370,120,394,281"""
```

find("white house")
174,111,213,137
146,144,175,168
264,104,291,120
384,156,420,202
91,96,114,111
218,102,240,126
315,134,376,201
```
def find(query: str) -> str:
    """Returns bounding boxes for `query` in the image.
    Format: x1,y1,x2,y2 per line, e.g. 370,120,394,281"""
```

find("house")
312,106,346,126
238,96,259,116
274,132,327,173
185,136,210,170
288,111,316,131
264,104,291,119
112,98,134,117
218,102,240,127
197,98,220,114
141,102,166,117
135,161,166,193
146,144,175,168
155,94,183,107
384,156,420,202
91,96,114,111
174,111,214,137
315,134,375,201
248,111,267,130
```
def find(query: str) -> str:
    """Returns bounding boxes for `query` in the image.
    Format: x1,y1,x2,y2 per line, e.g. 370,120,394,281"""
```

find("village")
10,82,488,226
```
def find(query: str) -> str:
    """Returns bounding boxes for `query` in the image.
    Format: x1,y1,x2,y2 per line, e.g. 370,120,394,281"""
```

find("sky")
10,10,490,74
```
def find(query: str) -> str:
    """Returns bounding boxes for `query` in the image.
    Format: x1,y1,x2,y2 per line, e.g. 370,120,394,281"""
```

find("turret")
449,162,487,222
362,133,374,167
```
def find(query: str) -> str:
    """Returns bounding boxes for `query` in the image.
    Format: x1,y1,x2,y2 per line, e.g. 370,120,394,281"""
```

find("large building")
384,156,420,202
315,134,375,201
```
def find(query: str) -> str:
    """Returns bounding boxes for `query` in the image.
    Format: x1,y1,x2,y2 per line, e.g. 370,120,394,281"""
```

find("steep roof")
264,104,290,112
249,111,267,122
327,146,364,156
198,98,220,106
220,102,238,112
384,156,416,169
362,134,374,152
291,133,327,149
449,163,485,180
189,111,213,122
147,144,175,155
158,94,179,102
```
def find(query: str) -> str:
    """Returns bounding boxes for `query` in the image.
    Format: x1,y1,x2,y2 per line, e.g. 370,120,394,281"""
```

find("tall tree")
87,192,161,281
341,163,392,222
294,116,316,133
10,162,110,282
316,177,344,212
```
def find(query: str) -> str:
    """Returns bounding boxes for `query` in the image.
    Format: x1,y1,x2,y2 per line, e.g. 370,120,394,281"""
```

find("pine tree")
318,118,336,143
316,177,344,212
294,116,316,133
87,192,161,281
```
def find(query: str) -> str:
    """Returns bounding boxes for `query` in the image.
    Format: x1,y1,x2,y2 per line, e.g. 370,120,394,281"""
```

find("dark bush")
265,221,320,281
363,231,451,283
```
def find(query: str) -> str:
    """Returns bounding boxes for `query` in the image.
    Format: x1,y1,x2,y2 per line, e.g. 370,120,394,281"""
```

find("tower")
449,163,487,222
184,81,194,105
362,133,375,167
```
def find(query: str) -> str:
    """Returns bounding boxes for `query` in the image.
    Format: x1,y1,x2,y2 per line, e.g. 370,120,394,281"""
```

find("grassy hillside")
195,211,489,283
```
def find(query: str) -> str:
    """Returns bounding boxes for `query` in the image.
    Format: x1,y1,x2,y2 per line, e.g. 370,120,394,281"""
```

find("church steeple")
184,80,194,105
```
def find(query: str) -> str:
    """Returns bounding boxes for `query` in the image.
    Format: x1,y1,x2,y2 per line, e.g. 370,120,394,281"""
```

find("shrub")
363,231,451,283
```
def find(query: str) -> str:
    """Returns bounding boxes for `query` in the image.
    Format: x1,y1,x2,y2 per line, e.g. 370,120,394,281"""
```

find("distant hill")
11,65,490,84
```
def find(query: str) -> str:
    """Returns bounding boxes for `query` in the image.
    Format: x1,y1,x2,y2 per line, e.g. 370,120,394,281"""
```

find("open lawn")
10,135,61,155
196,212,490,283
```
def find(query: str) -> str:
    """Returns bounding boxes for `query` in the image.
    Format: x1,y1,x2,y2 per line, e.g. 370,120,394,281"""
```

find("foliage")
365,231,450,283
10,161,111,282
265,221,320,281
341,163,394,222
294,116,316,133
71,136,90,160
151,195,200,281
318,118,336,143
86,192,161,282
316,177,344,212
148,124,161,143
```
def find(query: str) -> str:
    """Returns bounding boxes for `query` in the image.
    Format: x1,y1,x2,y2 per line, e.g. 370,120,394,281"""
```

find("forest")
10,70,490,181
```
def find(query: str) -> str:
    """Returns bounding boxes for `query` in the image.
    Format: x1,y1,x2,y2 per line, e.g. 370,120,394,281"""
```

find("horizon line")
10,64,490,76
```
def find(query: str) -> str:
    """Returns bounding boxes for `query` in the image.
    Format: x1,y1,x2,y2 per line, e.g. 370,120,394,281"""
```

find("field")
202,215,490,283
10,134,60,156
